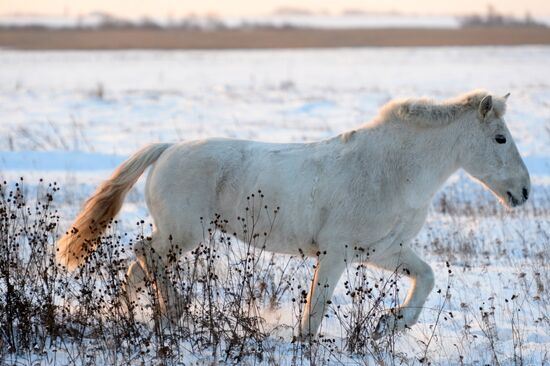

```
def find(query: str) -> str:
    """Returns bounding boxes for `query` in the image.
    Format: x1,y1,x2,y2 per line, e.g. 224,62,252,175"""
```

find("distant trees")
460,4,547,28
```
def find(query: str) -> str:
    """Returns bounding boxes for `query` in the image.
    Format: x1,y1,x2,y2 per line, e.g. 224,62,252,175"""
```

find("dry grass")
1,27,550,50
1,179,549,365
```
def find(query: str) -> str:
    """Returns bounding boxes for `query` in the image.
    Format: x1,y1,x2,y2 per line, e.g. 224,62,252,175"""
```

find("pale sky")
2,0,550,18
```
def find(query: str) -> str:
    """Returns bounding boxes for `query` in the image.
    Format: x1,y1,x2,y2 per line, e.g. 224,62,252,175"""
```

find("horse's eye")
495,134,506,144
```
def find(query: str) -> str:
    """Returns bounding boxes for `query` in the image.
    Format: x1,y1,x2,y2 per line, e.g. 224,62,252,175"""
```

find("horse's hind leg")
123,260,147,312
133,232,185,323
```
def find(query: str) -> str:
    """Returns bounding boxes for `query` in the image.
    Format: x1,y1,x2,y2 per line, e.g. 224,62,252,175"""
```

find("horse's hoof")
373,312,400,340
372,314,389,340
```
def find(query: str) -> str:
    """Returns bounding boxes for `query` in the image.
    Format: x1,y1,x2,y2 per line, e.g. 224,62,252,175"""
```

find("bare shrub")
2,179,548,365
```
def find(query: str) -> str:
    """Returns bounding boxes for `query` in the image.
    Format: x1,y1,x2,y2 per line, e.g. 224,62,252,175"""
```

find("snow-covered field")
1,47,550,365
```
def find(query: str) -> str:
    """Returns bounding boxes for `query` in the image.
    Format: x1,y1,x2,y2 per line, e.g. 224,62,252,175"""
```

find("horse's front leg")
370,245,435,339
300,253,346,338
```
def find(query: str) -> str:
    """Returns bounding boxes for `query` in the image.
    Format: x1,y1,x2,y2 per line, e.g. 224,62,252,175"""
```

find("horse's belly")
227,219,318,257
268,231,318,256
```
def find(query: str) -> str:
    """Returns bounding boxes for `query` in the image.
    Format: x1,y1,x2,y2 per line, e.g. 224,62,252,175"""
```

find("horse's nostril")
522,187,529,200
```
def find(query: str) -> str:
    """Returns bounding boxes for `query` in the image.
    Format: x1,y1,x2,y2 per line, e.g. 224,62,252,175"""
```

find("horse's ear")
503,92,511,101
479,95,493,120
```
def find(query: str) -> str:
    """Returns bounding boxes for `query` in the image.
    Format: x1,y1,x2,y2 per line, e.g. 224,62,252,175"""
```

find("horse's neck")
407,130,460,204
361,121,463,207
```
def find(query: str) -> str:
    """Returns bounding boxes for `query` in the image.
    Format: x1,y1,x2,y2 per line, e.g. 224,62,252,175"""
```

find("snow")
0,46,549,364
0,150,125,171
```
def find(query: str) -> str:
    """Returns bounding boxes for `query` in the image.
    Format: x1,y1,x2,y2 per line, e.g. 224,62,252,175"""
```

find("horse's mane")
375,90,507,128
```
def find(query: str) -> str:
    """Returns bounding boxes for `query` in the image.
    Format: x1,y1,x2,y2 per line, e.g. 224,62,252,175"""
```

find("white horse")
57,90,530,339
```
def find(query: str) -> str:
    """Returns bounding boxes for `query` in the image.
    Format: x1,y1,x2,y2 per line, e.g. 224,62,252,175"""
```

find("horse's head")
461,93,530,207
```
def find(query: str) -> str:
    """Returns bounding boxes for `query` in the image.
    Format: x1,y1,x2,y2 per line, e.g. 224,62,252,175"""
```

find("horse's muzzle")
507,187,529,207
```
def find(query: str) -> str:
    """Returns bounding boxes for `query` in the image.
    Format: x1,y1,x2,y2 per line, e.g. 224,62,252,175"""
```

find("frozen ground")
0,47,549,365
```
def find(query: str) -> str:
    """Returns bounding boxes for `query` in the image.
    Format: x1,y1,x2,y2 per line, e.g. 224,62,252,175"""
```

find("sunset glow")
2,0,550,18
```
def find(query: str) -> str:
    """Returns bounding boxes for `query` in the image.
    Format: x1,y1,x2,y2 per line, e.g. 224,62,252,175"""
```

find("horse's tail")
56,143,172,271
